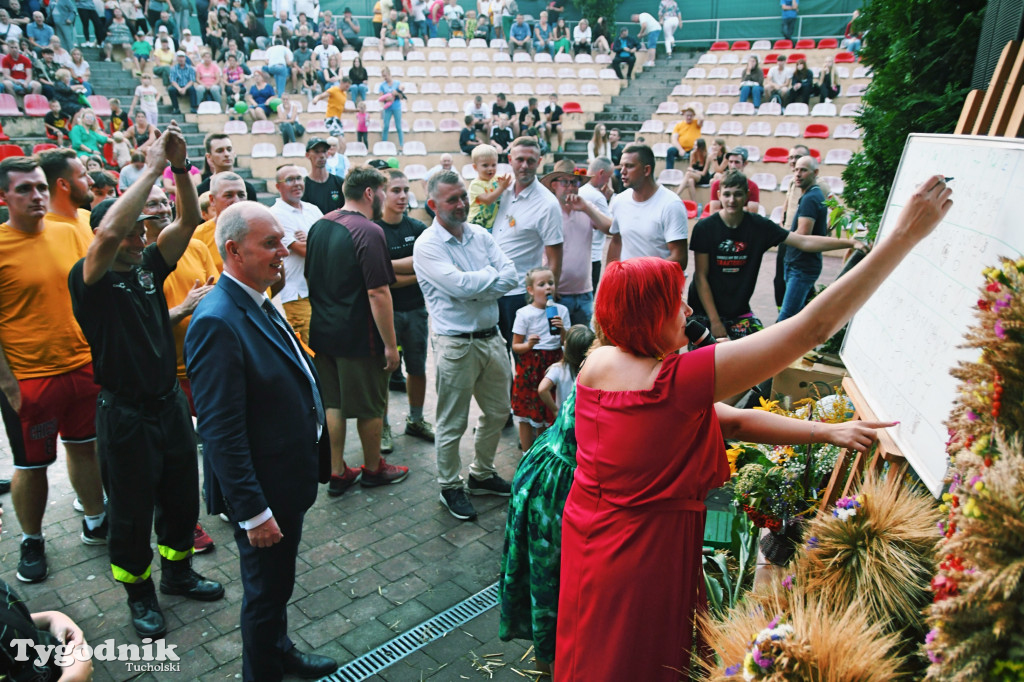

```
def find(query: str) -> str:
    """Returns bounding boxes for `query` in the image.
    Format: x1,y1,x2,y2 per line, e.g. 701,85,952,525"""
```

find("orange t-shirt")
0,222,93,379
44,209,95,247
326,86,348,119
164,238,219,379
193,218,223,272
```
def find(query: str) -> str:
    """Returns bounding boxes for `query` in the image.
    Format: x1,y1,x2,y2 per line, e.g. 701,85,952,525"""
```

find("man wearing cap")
68,122,224,640
302,138,347,214
607,143,688,266
270,164,323,345
707,147,760,213
0,155,106,586
340,7,363,51
541,160,611,326
664,105,704,170
168,50,198,115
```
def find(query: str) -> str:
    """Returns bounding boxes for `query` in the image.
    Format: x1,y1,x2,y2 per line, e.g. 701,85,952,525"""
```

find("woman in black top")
787,58,814,106
348,55,368,103
244,12,268,52
591,16,610,54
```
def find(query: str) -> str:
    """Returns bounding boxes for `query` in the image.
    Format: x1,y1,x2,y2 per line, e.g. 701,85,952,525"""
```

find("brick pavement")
0,252,842,682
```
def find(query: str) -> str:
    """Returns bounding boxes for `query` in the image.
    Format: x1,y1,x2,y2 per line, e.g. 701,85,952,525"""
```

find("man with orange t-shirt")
312,76,351,139
37,148,95,245
192,171,250,273
0,156,107,586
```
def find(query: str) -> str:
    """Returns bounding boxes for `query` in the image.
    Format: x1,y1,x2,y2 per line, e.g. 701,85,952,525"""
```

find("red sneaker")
360,457,409,487
193,523,215,554
327,466,363,497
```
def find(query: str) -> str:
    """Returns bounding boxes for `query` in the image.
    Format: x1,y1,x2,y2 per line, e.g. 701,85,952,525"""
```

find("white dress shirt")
413,219,518,336
269,198,323,303
491,178,563,296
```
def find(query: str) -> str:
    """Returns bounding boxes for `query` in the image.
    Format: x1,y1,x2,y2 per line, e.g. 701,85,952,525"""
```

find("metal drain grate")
323,581,500,681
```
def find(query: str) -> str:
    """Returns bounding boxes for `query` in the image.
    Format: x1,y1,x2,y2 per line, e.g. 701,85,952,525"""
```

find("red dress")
555,347,729,681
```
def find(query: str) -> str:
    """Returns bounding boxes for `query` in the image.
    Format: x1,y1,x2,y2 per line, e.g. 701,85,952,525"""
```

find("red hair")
594,258,686,358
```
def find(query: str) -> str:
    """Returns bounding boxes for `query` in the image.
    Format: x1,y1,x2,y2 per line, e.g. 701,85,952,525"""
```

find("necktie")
262,300,325,425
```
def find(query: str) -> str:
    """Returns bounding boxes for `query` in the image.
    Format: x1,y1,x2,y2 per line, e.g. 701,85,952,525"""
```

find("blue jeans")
740,84,763,108
349,83,368,103
558,292,594,327
644,30,661,50
261,64,288,97
381,104,404,146
664,146,688,170
413,19,429,38
777,263,819,321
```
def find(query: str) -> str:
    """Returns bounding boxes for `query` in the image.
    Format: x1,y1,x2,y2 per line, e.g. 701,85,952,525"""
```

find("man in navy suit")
184,201,336,681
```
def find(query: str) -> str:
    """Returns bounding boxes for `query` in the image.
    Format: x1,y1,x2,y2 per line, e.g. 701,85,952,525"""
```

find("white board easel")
841,134,1024,497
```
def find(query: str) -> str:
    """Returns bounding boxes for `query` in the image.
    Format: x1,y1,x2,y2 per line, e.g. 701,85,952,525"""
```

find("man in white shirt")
577,156,614,288
261,37,294,101
607,143,688,266
631,11,661,66
463,95,492,138
269,164,323,344
491,137,563,353
765,54,793,103
312,33,340,70
540,160,611,326
412,170,518,522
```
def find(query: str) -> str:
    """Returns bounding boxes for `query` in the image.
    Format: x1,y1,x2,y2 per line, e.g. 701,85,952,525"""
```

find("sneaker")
389,375,407,392
218,512,231,523
404,416,435,442
467,474,512,497
440,487,477,520
73,497,84,512
327,466,362,497
17,538,47,583
360,457,409,487
0,478,9,494
381,424,394,454
193,523,215,553
81,517,108,545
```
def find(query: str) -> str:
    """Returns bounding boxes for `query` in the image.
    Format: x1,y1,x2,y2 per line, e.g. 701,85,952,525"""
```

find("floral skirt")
511,348,563,428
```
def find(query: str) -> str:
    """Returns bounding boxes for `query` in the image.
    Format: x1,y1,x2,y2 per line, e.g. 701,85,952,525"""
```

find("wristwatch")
170,159,192,174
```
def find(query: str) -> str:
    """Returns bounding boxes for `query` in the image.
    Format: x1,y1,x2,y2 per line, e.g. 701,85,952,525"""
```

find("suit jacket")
184,276,330,523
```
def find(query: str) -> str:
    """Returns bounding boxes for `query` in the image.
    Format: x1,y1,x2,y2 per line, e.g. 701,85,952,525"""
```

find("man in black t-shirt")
518,96,542,134
305,165,409,495
68,123,224,642
689,169,860,340
491,92,517,135
194,133,259,201
301,137,346,214
543,93,564,153
375,170,434,447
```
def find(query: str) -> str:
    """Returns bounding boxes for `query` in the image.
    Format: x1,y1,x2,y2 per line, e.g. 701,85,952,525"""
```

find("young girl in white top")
537,324,594,417
511,267,567,451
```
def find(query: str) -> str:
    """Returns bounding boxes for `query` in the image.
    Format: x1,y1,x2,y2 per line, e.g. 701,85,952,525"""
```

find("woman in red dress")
555,176,953,680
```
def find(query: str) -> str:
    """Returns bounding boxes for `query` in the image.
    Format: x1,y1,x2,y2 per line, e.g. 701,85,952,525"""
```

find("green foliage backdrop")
842,1,986,238
573,0,620,33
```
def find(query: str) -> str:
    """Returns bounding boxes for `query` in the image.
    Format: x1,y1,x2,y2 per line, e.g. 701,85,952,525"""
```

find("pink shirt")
556,208,595,295
356,111,368,132
195,61,222,87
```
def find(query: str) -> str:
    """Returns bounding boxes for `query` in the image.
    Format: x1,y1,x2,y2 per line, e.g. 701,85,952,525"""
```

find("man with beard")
0,156,106,585
302,138,346,215
68,122,224,639
39,148,95,243
305,166,409,496
195,133,258,201
412,170,517,521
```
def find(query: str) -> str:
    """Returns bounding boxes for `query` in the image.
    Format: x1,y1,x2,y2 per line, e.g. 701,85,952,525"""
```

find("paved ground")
0,251,843,682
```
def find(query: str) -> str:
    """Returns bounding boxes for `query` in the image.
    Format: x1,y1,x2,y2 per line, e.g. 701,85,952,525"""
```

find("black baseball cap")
305,137,330,151
89,198,160,230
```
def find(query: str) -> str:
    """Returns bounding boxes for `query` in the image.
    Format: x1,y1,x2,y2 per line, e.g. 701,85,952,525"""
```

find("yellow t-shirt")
163,239,219,379
372,1,382,23
193,218,223,272
0,222,92,379
467,177,500,230
672,119,702,153
326,86,348,119
44,209,94,248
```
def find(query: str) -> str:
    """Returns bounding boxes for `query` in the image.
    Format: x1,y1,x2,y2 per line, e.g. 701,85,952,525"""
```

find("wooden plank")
990,44,1024,136
956,90,985,134
970,41,1021,135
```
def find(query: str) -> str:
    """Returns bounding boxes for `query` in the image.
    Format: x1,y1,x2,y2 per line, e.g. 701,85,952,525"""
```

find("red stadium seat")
804,124,830,139
731,40,750,51
763,147,790,163
794,39,815,49
763,53,779,65
682,200,698,219
818,38,838,49
87,95,112,117
0,144,25,159
788,52,806,63
773,39,793,50
809,148,822,162
24,94,50,117
0,123,8,140
32,143,58,154
701,203,711,218
834,51,856,63
710,41,729,51
562,101,583,114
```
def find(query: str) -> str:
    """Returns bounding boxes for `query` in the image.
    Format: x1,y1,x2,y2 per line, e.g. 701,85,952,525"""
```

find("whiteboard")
841,134,1024,497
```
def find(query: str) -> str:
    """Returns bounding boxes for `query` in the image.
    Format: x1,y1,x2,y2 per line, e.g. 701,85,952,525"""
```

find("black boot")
125,579,166,639
159,556,225,601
